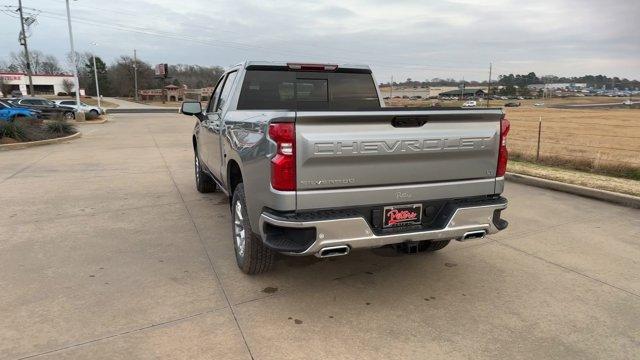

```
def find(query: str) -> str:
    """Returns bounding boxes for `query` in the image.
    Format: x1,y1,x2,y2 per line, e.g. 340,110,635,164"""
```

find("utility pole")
133,49,139,101
17,0,34,96
65,0,84,121
487,62,492,108
92,54,101,108
460,76,465,101
90,42,101,108
390,75,393,99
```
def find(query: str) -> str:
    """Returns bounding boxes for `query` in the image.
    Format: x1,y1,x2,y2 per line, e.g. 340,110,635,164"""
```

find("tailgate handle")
391,116,427,128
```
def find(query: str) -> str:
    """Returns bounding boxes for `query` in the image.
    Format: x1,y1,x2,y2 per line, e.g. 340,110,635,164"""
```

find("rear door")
295,110,502,190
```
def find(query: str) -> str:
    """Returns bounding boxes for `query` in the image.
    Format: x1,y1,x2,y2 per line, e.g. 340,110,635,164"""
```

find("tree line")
0,50,224,97
380,72,640,90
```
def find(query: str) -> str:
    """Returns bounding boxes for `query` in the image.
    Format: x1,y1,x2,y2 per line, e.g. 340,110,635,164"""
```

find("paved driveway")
1,114,639,359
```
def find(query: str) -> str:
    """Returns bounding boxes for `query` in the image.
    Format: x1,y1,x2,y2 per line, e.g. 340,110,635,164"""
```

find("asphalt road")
1,113,639,359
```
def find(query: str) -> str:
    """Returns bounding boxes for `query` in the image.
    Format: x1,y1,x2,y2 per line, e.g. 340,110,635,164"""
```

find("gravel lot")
1,113,638,359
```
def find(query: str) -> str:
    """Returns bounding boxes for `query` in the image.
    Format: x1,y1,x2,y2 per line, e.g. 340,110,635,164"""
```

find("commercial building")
438,88,485,99
0,72,78,96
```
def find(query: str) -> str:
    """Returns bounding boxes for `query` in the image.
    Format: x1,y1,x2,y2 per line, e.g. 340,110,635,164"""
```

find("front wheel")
231,184,275,274
63,111,75,121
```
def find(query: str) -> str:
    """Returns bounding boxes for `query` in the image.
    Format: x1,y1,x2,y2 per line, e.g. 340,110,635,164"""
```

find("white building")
0,72,78,96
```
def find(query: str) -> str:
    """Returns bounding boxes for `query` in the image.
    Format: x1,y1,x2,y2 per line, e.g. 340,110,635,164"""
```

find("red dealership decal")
386,209,418,225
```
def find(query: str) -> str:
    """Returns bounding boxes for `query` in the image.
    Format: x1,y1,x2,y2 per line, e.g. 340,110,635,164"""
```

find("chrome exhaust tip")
316,245,350,258
460,230,487,241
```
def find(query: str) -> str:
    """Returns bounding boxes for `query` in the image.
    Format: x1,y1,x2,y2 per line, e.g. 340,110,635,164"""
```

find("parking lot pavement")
1,113,638,359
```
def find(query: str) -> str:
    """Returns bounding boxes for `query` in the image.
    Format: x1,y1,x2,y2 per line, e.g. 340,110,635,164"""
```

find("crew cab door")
202,71,238,180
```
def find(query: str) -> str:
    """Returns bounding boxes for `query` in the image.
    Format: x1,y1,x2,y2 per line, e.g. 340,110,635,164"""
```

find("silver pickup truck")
180,61,510,274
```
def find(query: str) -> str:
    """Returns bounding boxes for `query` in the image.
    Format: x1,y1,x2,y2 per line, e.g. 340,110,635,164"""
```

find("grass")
0,118,77,143
45,120,77,136
508,159,640,197
384,96,640,179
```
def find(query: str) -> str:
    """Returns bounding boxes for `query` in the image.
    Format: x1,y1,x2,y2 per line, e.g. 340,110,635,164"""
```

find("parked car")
0,100,39,122
0,99,42,119
622,99,634,105
534,102,545,107
179,61,509,274
504,102,521,107
462,100,477,107
12,97,76,120
53,100,104,116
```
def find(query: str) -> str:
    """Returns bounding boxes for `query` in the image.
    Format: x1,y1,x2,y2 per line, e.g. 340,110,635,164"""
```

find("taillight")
269,123,296,191
496,117,510,177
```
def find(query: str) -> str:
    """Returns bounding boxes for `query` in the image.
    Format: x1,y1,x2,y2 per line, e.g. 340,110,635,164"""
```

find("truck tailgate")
295,109,503,191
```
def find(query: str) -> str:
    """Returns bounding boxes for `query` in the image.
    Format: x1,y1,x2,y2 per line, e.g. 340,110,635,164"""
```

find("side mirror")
180,101,202,117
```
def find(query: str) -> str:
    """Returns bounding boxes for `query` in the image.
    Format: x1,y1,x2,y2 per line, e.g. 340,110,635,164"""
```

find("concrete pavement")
1,113,639,359
102,97,174,110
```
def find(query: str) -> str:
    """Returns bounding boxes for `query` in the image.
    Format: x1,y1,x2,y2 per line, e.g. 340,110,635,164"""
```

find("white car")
622,99,633,105
462,100,477,107
54,100,104,116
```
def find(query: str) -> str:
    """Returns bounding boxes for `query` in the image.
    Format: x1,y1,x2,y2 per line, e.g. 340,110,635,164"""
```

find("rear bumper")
259,197,507,256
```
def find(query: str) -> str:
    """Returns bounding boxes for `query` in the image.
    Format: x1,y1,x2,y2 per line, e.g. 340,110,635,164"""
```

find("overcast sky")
1,0,638,81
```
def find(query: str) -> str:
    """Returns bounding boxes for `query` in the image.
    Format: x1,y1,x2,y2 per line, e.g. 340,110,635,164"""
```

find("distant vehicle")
0,99,42,119
462,100,477,107
13,97,76,120
10,90,23,98
517,96,524,100
409,96,420,100
534,103,545,107
504,102,521,107
53,100,104,116
0,100,38,122
622,99,633,105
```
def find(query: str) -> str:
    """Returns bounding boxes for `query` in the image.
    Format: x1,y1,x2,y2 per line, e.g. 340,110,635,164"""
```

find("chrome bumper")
259,201,507,256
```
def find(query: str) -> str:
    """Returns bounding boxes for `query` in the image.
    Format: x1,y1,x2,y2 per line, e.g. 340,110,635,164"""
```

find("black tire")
63,111,75,120
194,153,216,193
90,109,99,117
231,183,275,274
418,240,451,252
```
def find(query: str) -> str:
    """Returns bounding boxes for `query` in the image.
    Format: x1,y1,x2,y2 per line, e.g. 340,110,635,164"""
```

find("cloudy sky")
1,0,638,81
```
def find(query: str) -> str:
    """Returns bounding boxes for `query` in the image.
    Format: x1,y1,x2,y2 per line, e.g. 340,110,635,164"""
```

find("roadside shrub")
84,111,99,120
45,120,77,136
0,121,28,141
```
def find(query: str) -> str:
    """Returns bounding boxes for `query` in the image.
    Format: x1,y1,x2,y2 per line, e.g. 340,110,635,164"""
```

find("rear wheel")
418,240,451,252
63,111,75,121
90,109,99,117
194,154,216,193
231,183,275,274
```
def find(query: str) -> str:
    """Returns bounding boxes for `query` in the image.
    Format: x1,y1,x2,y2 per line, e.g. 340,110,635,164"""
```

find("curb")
0,132,82,151
505,172,640,209
106,108,178,114
74,117,108,124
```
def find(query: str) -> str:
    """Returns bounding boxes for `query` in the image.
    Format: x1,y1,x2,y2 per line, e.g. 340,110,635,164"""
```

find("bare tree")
62,79,74,94
9,50,64,74
40,55,63,75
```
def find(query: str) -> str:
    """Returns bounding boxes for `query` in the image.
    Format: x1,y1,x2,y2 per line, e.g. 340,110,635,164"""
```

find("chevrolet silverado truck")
180,61,509,274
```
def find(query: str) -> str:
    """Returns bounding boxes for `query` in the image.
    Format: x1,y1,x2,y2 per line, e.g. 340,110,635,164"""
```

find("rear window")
237,70,380,111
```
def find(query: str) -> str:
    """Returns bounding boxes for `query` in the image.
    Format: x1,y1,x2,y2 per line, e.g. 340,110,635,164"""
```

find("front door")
202,71,238,180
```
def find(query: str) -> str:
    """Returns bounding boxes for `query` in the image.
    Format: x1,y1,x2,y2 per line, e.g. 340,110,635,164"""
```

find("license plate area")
383,204,422,228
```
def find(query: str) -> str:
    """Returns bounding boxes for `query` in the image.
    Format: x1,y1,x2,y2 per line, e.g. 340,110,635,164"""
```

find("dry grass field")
504,106,640,178
384,97,640,179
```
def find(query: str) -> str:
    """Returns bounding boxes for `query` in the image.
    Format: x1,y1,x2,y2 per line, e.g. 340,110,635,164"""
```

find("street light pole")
64,0,84,121
91,42,101,108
